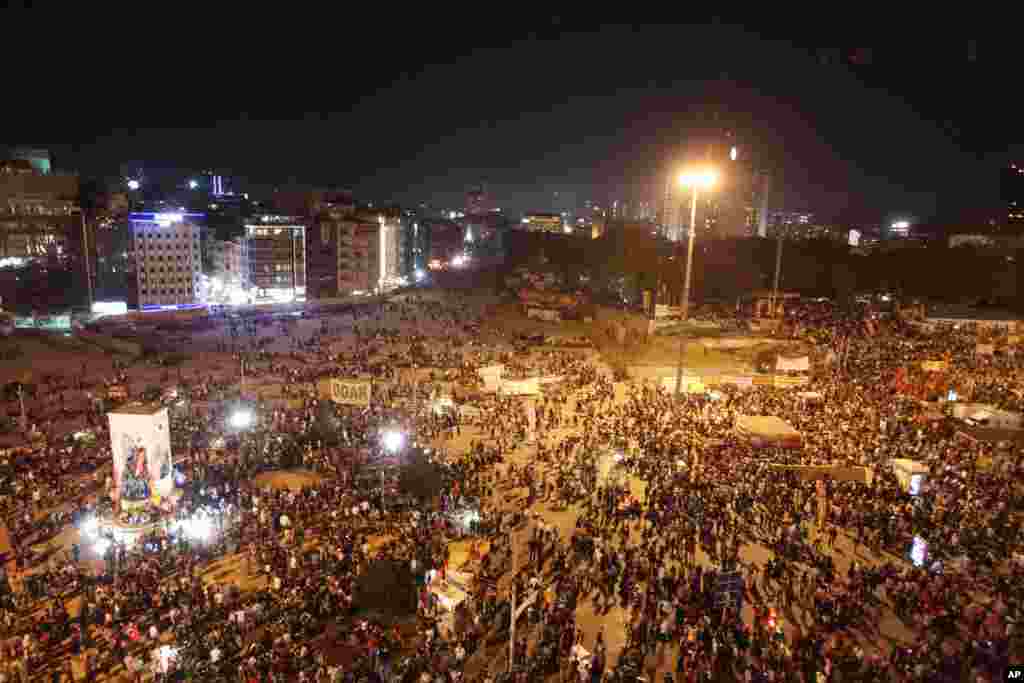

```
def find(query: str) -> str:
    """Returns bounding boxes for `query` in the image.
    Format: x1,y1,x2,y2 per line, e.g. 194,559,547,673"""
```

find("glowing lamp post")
382,429,405,453
674,168,718,397
229,409,253,430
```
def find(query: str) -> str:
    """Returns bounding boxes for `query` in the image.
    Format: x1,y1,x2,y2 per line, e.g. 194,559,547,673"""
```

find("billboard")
108,404,174,506
319,379,372,406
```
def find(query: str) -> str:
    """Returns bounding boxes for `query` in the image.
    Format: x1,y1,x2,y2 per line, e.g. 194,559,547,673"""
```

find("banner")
975,343,995,356
774,375,809,388
477,364,504,392
661,377,705,393
719,375,753,388
501,378,540,395
319,379,372,405
921,360,948,372
775,355,810,372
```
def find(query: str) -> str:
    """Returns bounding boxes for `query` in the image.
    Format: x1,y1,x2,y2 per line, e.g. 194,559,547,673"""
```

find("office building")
243,215,306,301
0,157,80,260
129,212,204,308
306,207,403,298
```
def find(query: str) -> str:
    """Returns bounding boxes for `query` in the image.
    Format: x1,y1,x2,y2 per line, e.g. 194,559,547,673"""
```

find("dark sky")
7,22,1015,224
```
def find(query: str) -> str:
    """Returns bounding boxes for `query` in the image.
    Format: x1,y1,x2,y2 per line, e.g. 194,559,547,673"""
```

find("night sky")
8,23,1016,223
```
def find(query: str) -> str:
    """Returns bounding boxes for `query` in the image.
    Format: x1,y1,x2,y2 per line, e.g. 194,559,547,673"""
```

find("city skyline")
7,25,1018,224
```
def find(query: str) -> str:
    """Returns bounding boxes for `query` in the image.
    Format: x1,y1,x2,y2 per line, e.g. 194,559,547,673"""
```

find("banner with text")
501,378,541,396
775,355,810,372
319,379,372,406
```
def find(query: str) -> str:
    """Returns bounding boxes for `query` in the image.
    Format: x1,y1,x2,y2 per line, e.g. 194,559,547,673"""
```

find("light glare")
678,168,718,189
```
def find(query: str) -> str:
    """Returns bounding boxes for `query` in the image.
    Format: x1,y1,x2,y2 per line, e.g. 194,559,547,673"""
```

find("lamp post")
674,168,718,397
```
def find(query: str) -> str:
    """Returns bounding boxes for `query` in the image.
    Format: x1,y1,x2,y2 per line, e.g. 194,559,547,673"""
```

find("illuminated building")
306,207,402,298
243,215,306,301
519,213,564,234
1001,162,1024,229
129,212,204,308
0,158,80,259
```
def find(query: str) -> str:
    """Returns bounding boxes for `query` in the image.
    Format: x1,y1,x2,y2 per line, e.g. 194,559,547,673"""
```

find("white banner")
776,355,810,372
501,378,541,395
661,376,703,393
655,304,682,319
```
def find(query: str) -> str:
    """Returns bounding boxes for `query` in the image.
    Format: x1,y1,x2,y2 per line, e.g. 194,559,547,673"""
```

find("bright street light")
188,179,199,190
678,168,718,190
229,409,253,429
127,179,141,191
382,429,405,453
414,269,426,281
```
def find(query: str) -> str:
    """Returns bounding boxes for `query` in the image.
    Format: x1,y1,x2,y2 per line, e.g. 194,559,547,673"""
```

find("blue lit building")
129,212,205,309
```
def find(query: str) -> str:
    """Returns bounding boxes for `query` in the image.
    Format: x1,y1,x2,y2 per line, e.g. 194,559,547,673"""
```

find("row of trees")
503,227,1021,309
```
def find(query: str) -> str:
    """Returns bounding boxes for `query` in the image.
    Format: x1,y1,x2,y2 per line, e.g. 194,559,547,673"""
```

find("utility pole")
770,229,783,320
81,211,94,311
17,383,27,432
675,184,701,397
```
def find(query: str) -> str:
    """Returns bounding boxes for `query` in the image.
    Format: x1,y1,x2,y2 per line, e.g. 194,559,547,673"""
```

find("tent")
736,415,802,448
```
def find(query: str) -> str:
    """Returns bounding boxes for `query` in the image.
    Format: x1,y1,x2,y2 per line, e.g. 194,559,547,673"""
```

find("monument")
102,402,178,537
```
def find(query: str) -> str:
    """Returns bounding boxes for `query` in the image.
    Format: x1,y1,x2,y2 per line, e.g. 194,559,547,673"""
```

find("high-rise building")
0,157,80,260
243,215,306,301
664,122,773,241
306,207,402,298
1000,162,1024,229
129,212,204,308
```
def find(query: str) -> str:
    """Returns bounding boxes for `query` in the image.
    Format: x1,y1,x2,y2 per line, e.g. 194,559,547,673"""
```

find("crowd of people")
0,295,1020,681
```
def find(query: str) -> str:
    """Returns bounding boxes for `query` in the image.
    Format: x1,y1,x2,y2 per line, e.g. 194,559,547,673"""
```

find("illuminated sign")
92,301,128,316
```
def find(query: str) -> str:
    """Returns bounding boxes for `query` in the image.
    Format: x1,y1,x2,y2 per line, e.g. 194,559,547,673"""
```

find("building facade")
1001,162,1024,229
243,216,306,300
129,212,204,308
306,208,404,298
519,213,564,234
0,159,80,259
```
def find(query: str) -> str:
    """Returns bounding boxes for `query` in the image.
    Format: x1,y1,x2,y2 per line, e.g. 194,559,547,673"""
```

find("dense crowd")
0,296,1021,681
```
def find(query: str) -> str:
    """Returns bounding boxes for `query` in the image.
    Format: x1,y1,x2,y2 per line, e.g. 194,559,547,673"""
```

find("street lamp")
674,167,718,397
188,179,199,190
126,179,141,191
382,429,405,453
230,409,253,429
